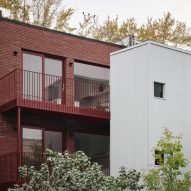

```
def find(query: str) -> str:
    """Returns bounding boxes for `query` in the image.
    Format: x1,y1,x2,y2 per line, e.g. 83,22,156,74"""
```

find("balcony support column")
17,107,22,183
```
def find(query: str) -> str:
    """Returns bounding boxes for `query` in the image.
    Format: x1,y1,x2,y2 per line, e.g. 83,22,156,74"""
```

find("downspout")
17,107,21,183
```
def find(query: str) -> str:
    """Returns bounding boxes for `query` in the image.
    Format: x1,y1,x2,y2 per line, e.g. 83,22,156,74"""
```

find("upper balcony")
0,69,110,119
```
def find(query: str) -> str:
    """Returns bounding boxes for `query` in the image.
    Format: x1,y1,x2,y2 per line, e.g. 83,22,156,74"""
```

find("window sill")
153,96,166,100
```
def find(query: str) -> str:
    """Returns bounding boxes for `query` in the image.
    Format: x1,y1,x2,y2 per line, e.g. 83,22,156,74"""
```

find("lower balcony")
0,70,110,119
0,151,109,190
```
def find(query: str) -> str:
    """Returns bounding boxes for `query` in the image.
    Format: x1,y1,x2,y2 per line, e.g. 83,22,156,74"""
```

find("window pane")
154,82,164,98
74,62,109,80
23,53,42,100
45,131,62,152
45,58,62,103
45,58,62,76
22,128,42,168
74,62,109,110
74,133,109,175
155,150,164,165
23,54,42,73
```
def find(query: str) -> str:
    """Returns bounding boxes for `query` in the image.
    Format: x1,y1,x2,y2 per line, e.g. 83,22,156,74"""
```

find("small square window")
154,82,164,98
155,150,164,165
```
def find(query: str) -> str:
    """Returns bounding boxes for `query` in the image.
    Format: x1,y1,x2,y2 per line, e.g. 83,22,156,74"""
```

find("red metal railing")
74,77,109,111
0,70,110,112
0,70,17,106
0,151,109,189
22,152,43,169
0,152,17,184
23,152,110,175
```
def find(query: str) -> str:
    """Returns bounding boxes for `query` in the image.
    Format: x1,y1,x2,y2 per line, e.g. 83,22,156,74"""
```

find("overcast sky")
65,0,191,27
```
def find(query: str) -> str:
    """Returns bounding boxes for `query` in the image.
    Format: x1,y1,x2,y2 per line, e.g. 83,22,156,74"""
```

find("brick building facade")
0,16,123,190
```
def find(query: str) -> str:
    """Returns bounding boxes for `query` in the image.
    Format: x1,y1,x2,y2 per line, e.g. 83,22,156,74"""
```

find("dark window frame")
155,150,164,165
154,82,165,98
22,51,64,103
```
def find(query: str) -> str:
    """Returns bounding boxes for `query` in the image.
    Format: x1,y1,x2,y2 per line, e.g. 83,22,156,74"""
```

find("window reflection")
22,128,42,168
23,53,42,101
22,53,63,104
22,127,63,168
45,131,62,152
74,62,109,110
45,58,62,104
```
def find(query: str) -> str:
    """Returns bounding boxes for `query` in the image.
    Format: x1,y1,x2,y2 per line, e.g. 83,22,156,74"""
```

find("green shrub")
9,150,144,191
144,128,191,191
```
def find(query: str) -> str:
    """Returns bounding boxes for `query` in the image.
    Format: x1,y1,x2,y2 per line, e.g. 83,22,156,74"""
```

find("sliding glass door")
22,127,63,167
22,127,42,168
44,58,62,104
23,53,43,100
22,53,63,104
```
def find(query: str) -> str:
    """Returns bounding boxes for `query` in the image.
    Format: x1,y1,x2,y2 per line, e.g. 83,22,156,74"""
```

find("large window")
74,62,109,80
45,131,62,152
44,58,62,103
22,127,63,167
23,53,43,100
74,133,110,175
22,127,42,168
74,62,109,110
22,53,63,103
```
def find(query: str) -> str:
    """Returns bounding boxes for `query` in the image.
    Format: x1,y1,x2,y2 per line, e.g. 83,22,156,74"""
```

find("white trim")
111,41,191,56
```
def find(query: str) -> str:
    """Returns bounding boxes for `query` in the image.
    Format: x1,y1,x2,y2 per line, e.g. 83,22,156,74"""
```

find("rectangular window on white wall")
154,82,165,98
155,150,164,165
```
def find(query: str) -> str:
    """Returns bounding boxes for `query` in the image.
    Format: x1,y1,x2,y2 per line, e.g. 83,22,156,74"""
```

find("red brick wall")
0,114,17,186
0,18,123,78
0,115,17,156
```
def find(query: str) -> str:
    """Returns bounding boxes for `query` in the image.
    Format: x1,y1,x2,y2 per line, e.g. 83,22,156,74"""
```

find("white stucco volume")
110,41,191,176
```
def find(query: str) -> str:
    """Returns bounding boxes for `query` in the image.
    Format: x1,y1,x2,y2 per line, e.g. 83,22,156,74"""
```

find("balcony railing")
0,151,110,187
0,70,110,113
22,152,110,175
22,152,43,169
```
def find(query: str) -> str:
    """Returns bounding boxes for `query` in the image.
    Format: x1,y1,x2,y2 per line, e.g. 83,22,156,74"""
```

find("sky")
64,0,191,27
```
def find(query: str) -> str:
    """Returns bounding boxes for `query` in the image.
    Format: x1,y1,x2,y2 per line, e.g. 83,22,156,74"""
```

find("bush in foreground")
9,150,144,191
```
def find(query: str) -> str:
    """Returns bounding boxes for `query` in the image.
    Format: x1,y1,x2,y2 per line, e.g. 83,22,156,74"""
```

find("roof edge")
0,17,125,49
111,40,191,56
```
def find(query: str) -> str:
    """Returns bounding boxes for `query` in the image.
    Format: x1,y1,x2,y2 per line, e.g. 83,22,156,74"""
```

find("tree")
9,150,144,191
0,0,75,32
78,13,98,38
144,128,191,191
78,15,137,43
78,12,191,47
1,1,190,46
0,0,30,22
93,17,138,43
137,12,191,46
